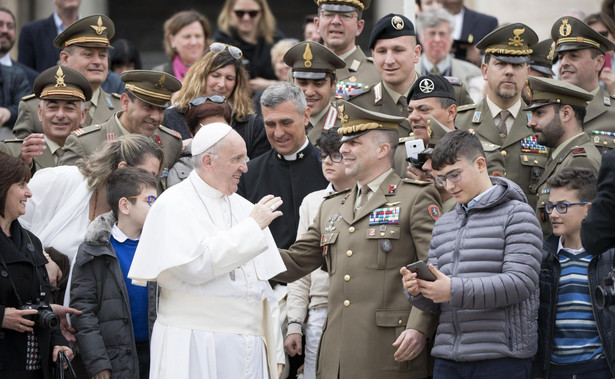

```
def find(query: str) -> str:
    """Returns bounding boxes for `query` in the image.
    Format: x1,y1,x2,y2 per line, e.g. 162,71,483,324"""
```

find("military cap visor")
551,16,615,55
477,23,538,63
314,0,371,11
54,15,115,49
524,76,593,111
34,65,93,102
284,41,345,80
530,63,554,76
120,70,182,108
337,100,404,142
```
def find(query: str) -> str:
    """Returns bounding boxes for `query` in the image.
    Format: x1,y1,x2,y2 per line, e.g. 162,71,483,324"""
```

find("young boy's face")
548,187,590,238
126,186,158,229
435,156,484,205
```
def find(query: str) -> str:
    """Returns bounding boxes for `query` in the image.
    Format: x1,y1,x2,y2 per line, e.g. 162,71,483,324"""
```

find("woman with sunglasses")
153,10,211,82
163,44,270,159
213,0,284,85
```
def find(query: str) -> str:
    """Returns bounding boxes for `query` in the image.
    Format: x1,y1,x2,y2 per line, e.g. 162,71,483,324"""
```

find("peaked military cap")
476,23,538,64
408,74,455,102
524,76,594,111
369,14,415,50
284,41,345,80
551,16,615,55
529,39,555,76
314,0,370,12
336,100,405,142
120,70,182,108
54,15,114,49
416,116,454,161
34,65,93,102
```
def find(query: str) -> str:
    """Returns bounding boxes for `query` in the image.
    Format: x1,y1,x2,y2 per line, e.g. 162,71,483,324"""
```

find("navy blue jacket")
18,14,60,73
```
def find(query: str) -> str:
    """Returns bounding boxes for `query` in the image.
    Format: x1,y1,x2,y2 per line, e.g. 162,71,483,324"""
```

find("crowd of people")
0,0,615,378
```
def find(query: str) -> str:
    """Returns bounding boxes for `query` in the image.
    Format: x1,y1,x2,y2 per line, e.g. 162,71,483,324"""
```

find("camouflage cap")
476,23,538,64
524,76,594,111
336,100,404,142
34,65,93,102
120,70,182,108
53,15,115,49
284,41,345,80
551,16,615,55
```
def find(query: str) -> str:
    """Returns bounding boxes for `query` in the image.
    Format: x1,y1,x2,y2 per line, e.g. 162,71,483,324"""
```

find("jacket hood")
458,176,529,213
84,211,116,246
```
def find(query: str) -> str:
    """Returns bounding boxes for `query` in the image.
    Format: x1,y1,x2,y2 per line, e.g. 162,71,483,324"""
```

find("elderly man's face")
262,100,309,155
208,131,248,196
38,99,87,146
420,21,453,64
0,10,16,55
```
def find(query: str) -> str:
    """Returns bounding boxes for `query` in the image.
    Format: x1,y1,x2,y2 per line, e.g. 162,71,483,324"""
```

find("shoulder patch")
571,147,587,156
21,93,36,101
324,188,351,200
112,93,121,99
428,205,441,221
402,178,431,186
158,125,182,139
457,103,476,112
71,124,102,137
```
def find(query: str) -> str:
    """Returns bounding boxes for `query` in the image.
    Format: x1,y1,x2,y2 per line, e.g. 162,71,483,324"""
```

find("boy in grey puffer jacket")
401,130,542,379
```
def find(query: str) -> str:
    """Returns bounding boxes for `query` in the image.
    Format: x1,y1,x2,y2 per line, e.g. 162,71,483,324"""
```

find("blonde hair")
270,38,298,65
217,0,277,45
162,10,212,60
172,49,253,121
77,134,164,190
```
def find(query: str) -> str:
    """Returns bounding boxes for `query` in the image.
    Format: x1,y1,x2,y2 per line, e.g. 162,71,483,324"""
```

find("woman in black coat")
0,153,72,378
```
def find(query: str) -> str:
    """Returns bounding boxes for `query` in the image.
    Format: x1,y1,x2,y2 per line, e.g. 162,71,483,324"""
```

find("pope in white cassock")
128,122,287,379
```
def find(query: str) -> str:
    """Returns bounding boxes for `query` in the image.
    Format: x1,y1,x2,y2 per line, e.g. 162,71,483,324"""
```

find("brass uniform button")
344,274,350,282
346,250,353,257
349,226,355,233
398,320,403,325
501,150,507,157
344,300,350,307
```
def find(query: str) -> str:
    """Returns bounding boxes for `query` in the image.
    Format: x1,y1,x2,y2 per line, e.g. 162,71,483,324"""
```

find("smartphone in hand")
405,261,437,282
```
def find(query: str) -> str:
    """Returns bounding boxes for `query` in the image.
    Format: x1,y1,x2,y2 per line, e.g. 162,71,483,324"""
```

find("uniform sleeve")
58,134,87,166
582,150,615,254
12,100,35,139
286,274,311,335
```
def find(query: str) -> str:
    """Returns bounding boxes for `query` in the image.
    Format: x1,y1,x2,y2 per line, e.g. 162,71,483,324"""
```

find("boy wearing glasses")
534,167,614,378
70,167,158,379
402,129,543,378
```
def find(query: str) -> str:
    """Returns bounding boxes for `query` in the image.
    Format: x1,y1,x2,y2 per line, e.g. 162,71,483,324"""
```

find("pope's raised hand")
250,195,283,229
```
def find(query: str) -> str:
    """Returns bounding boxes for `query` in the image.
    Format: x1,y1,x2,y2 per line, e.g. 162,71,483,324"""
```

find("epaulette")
21,93,36,101
402,178,431,186
366,57,374,62
481,141,501,152
3,138,23,143
112,93,121,99
324,188,351,199
158,124,182,139
444,76,462,86
571,147,587,157
71,124,102,137
398,136,416,144
457,103,476,112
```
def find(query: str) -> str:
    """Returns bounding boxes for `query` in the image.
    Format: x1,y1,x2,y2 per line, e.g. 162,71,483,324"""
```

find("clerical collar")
338,46,357,61
111,223,140,242
277,138,310,161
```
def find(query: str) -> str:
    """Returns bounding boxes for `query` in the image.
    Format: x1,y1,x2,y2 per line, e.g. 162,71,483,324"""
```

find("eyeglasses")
434,169,463,187
318,151,343,163
190,95,226,107
544,201,590,214
128,195,157,207
209,42,243,60
319,10,357,22
233,9,260,19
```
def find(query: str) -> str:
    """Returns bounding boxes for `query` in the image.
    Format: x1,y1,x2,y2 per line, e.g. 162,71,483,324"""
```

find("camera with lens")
595,269,615,314
20,300,59,329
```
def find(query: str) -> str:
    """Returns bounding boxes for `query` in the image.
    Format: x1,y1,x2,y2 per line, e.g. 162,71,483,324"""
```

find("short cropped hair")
431,130,485,170
106,167,158,218
260,81,307,115
546,167,597,202
553,103,586,127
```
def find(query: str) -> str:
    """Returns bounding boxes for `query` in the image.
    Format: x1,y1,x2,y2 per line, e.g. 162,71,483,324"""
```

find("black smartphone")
405,261,437,282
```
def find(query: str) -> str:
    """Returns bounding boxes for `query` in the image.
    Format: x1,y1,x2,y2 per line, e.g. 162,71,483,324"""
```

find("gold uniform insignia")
547,41,555,61
559,19,572,37
90,16,107,35
391,16,404,31
155,75,166,88
337,105,349,124
509,28,525,47
303,44,313,68
55,66,66,88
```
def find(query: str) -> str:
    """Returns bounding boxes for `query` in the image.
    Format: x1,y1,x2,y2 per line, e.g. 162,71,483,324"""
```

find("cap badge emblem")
55,66,66,88
508,28,525,47
546,41,555,60
303,44,313,68
90,16,107,35
155,75,165,88
559,19,572,37
419,78,434,93
391,16,404,31
337,104,348,124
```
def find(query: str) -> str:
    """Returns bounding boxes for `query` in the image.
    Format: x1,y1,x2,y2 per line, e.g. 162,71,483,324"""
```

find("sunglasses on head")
234,9,260,19
209,42,243,60
190,95,226,108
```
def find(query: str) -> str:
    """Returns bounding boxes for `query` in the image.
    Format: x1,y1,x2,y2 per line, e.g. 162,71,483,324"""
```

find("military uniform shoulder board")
3,138,24,143
21,93,36,101
373,82,382,104
398,136,416,144
571,147,587,156
401,178,431,186
324,188,351,199
112,93,121,99
457,103,476,112
72,124,102,136
443,76,462,86
158,124,182,139
323,106,338,130
366,57,374,62
480,141,501,152
604,96,612,106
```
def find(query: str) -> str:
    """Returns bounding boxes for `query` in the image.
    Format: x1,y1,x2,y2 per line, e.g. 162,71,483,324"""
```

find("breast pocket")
364,225,401,269
521,153,548,194
320,232,338,275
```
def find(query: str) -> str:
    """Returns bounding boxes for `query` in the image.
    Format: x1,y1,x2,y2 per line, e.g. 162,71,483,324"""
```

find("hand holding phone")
405,261,437,282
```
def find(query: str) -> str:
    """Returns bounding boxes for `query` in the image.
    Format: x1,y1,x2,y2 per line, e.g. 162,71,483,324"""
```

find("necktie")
497,110,511,140
398,96,409,118
54,148,64,164
85,101,93,126
354,185,371,214
430,65,439,74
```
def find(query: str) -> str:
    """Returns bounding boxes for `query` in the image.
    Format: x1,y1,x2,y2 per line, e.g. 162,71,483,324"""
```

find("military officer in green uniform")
551,16,615,152
313,0,380,99
60,70,183,188
521,39,556,104
526,76,602,236
283,41,345,144
456,23,547,208
273,100,440,379
13,15,121,139
0,65,91,174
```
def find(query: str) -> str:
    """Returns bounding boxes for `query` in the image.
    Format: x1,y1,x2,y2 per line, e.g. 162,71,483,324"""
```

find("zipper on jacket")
451,211,468,361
